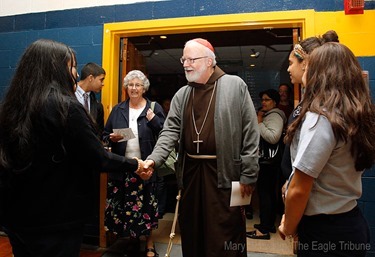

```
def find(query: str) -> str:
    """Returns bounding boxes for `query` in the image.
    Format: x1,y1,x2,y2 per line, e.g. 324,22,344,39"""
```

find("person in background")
75,62,106,243
0,39,151,257
144,38,259,257
247,89,286,240
281,30,340,181
103,70,165,257
277,83,294,120
161,98,171,115
279,42,375,257
276,82,293,214
75,62,106,137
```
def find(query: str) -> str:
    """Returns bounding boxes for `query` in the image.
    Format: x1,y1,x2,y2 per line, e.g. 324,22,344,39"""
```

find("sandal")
145,247,159,257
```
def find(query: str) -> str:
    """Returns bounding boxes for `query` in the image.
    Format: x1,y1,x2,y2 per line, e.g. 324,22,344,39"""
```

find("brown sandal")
145,247,159,257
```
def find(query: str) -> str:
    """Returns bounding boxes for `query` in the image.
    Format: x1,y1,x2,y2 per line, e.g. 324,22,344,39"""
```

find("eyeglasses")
261,98,273,102
180,56,208,64
128,83,143,88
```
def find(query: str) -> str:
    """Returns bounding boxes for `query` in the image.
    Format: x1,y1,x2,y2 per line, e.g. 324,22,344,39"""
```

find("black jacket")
103,98,165,182
89,92,104,137
0,96,137,232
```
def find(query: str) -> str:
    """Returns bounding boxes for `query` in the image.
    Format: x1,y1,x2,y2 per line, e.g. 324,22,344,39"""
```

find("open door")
99,38,147,248
292,28,301,107
120,38,147,101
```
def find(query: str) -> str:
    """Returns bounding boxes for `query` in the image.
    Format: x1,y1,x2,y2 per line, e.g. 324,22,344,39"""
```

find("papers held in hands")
113,128,135,142
230,181,251,207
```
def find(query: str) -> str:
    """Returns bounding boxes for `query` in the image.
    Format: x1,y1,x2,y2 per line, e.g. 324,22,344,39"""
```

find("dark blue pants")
4,224,85,257
297,206,370,257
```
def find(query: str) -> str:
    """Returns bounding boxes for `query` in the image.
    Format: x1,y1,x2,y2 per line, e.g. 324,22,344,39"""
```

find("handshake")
134,159,156,181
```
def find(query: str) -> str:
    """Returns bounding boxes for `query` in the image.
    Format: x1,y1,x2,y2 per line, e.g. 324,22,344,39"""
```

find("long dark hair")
0,39,77,170
285,43,375,171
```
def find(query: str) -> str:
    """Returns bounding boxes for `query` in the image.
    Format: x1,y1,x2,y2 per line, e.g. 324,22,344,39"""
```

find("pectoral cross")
193,134,203,153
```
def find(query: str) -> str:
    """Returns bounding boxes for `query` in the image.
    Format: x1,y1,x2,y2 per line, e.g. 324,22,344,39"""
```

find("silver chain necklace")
191,81,217,153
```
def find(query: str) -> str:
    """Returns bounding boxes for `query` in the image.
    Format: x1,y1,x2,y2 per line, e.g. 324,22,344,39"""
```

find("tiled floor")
1,211,294,257
99,212,294,257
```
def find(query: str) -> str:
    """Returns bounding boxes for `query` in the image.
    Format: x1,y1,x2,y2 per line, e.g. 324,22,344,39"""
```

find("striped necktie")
83,93,89,111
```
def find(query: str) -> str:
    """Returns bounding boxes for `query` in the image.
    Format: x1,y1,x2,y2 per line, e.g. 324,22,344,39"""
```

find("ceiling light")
160,35,167,39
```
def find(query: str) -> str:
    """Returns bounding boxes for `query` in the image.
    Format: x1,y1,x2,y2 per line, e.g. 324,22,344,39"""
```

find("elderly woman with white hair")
103,70,165,257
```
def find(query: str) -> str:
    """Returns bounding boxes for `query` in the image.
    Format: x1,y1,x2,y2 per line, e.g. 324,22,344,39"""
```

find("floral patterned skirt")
104,173,159,238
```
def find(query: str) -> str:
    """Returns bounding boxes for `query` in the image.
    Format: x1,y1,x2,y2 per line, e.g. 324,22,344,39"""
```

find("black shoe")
246,230,270,240
253,223,276,233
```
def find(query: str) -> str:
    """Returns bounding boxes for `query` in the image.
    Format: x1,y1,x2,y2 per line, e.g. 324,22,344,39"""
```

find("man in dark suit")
76,62,106,137
75,62,106,245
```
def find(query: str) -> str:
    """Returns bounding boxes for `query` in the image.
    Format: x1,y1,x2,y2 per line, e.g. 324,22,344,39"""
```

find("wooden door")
120,38,147,101
99,38,146,248
292,28,301,107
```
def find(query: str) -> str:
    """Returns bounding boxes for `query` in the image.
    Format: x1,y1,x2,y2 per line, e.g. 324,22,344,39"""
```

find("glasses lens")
129,83,143,88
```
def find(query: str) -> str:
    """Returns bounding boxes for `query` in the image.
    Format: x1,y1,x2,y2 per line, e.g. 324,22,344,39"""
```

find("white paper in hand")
230,181,251,207
113,128,135,142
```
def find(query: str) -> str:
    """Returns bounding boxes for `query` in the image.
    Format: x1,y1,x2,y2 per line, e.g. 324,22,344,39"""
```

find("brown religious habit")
179,66,247,257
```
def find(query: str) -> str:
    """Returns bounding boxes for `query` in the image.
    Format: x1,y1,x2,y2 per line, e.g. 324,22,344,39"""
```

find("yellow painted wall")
101,9,375,118
314,10,375,56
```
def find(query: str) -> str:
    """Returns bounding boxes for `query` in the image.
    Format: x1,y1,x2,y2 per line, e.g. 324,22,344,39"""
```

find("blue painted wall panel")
0,16,14,32
58,27,93,46
8,48,25,68
358,57,375,103
361,177,375,202
46,10,80,29
75,44,103,67
14,13,45,31
152,0,196,19
115,3,155,22
0,68,13,96
79,6,115,26
364,166,375,177
37,30,60,41
0,32,28,50
92,26,103,45
363,201,375,229
0,50,10,68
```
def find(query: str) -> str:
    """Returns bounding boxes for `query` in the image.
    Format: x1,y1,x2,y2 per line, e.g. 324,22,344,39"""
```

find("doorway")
99,10,314,248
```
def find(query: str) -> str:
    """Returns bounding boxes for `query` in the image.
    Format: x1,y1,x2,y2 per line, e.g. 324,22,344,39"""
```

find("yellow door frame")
101,9,315,119
99,9,315,248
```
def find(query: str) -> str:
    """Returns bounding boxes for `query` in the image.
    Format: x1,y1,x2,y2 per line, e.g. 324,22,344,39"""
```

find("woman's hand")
109,133,123,142
278,214,297,240
257,110,265,123
146,108,155,121
278,214,286,240
281,181,288,203
135,159,154,180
